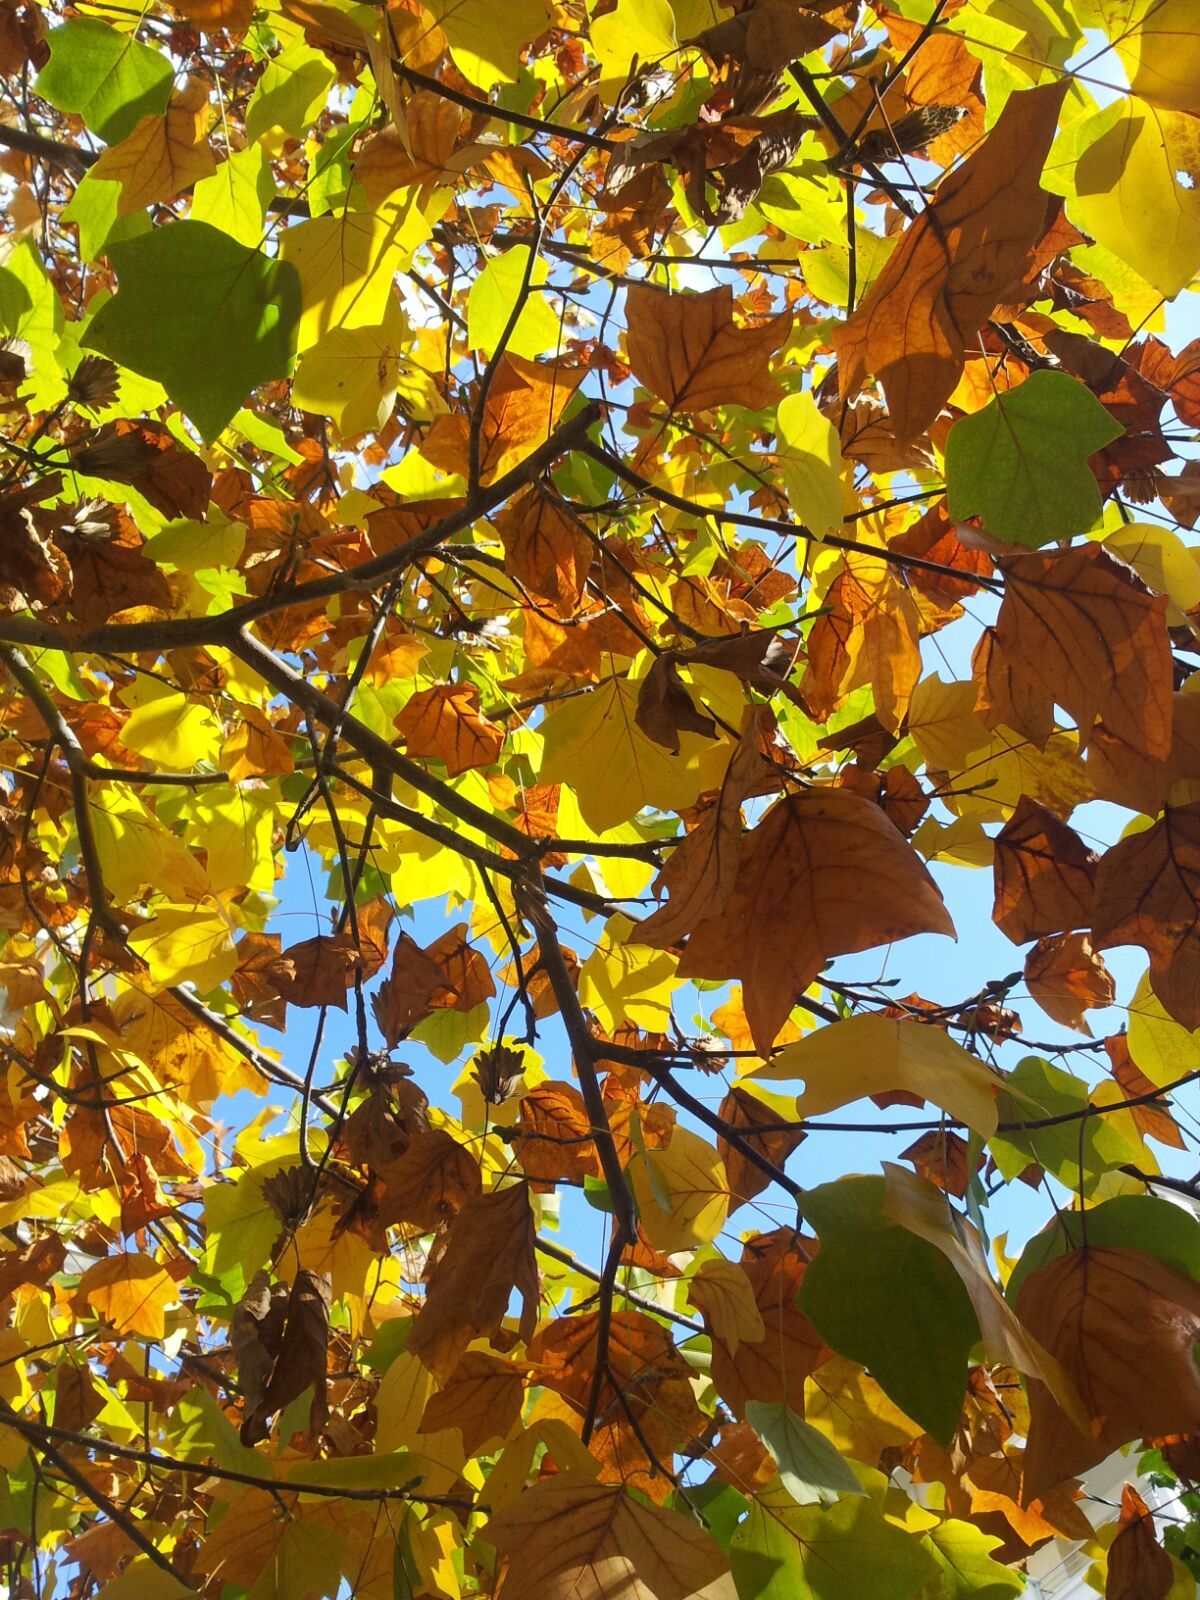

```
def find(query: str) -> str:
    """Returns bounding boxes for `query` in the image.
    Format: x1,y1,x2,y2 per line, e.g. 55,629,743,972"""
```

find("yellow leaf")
1128,968,1200,1087
750,1013,1002,1136
590,0,677,101
1103,522,1200,621
776,390,846,538
78,1253,178,1339
292,298,411,437
89,790,209,903
1080,0,1200,111
804,1355,920,1461
279,195,436,351
539,672,739,833
577,913,678,1033
423,0,552,91
630,1124,730,1253
128,900,238,993
687,1259,765,1354
120,688,223,769
1069,96,1200,299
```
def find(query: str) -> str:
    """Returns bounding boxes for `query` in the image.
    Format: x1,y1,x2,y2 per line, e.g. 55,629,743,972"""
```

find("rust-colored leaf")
396,682,505,776
992,796,1098,945
409,1181,539,1381
707,1229,828,1418
717,1085,805,1210
672,789,955,1053
493,486,593,615
995,546,1173,760
1107,1484,1173,1600
1024,932,1115,1034
514,1080,600,1184
835,81,1068,438
1092,802,1200,1028
377,1129,482,1232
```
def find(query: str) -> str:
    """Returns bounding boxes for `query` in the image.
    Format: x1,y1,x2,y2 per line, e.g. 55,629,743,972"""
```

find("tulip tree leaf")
36,18,173,143
83,221,301,441
944,370,1123,548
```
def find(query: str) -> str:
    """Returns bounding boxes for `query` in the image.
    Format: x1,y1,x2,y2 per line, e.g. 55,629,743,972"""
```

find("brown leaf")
835,81,1068,439
514,1080,600,1184
0,1234,64,1299
241,1269,331,1444
485,1475,735,1600
1092,802,1200,1029
670,788,955,1054
995,546,1173,760
372,923,494,1047
972,626,1055,749
72,419,210,520
418,1350,526,1455
899,1129,976,1200
634,655,718,754
493,487,593,615
230,932,289,1031
624,283,790,414
377,1129,482,1232
1086,692,1200,816
638,710,769,948
64,507,172,623
1024,932,1114,1034
992,796,1098,944
717,1085,805,1209
55,1363,105,1433
408,1181,539,1381
1017,1246,1200,1500
395,683,504,776
1107,1484,1173,1600
269,933,363,1011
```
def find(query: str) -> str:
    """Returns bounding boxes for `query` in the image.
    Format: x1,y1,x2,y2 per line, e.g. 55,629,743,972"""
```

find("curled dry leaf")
408,1181,539,1381
1024,931,1115,1034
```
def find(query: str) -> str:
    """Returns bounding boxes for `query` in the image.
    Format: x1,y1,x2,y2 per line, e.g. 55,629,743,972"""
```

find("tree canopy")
1,0,1200,1597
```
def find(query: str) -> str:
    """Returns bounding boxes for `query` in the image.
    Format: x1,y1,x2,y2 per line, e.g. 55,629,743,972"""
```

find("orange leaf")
377,1129,482,1232
717,1085,805,1210
492,486,594,615
674,788,955,1053
834,81,1068,439
77,1253,178,1339
1017,1246,1200,1500
624,283,790,414
995,546,1173,760
514,1080,600,1184
395,682,504,776
1092,801,1200,1028
706,1230,828,1418
421,355,581,484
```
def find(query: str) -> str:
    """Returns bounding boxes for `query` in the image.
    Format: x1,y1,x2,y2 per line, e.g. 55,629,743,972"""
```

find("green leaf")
36,18,173,143
798,1177,979,1446
285,1451,419,1490
988,1056,1140,1192
730,1477,939,1600
244,42,336,144
83,220,301,440
1006,1193,1200,1306
744,1401,867,1507
944,370,1122,548
921,1518,1024,1599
